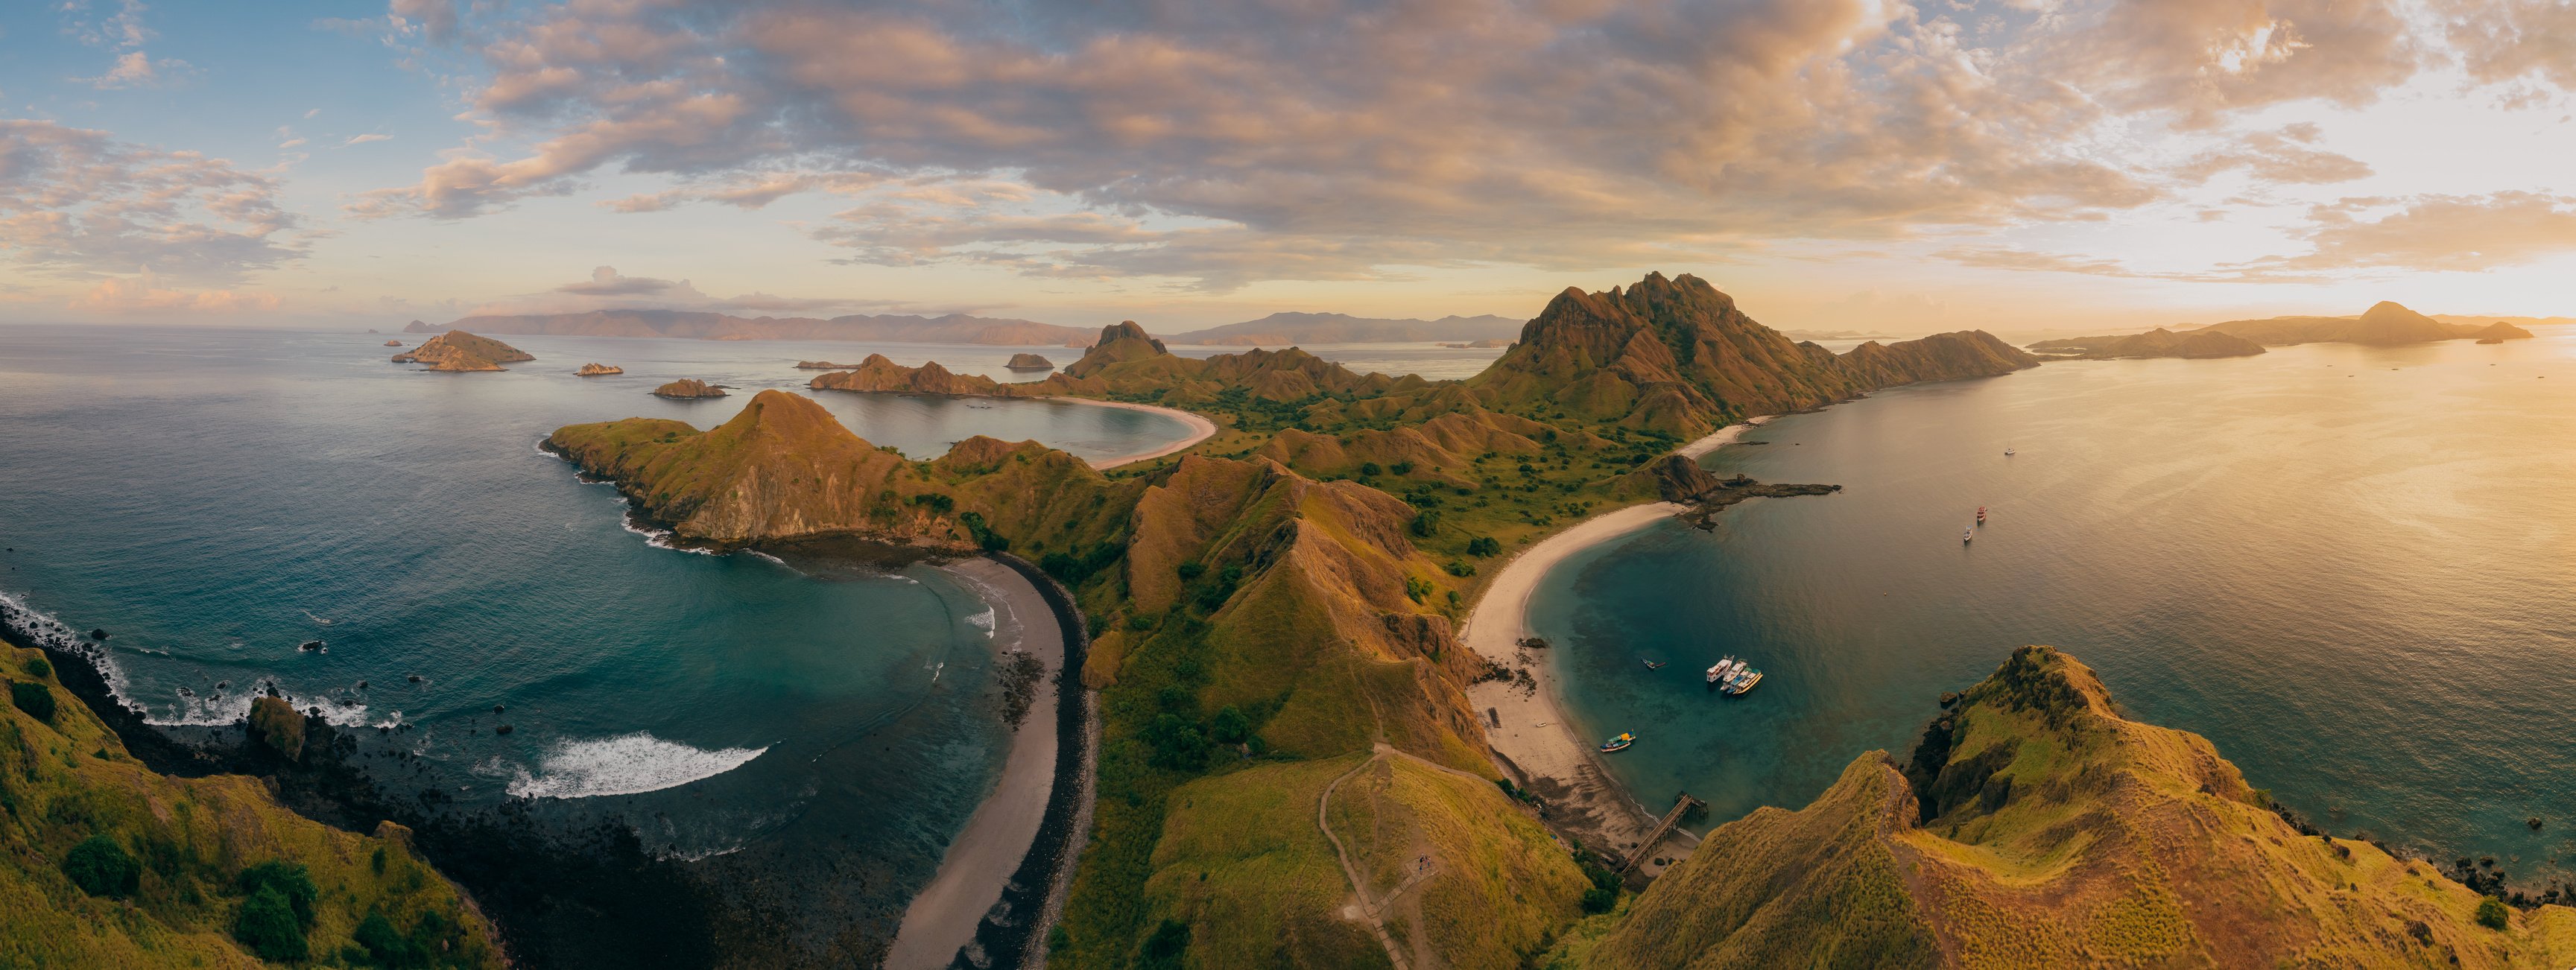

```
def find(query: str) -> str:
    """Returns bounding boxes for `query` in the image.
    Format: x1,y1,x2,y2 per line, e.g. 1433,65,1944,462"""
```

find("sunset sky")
5,0,2575,335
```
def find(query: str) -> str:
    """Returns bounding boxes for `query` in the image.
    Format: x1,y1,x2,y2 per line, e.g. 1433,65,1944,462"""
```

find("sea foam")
507,732,769,799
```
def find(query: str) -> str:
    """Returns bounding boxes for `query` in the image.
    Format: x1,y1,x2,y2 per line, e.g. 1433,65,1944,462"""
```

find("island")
575,363,624,376
384,340,402,346
794,360,862,370
2186,301,2537,346
389,330,533,372
1004,352,1054,370
2028,326,2267,359
651,378,727,399
547,273,2072,968
1440,337,1513,349
415,310,1092,346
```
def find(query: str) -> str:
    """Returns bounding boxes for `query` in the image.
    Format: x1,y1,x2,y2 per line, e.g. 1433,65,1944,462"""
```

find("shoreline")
1458,416,1770,869
1050,396,1218,469
887,557,1070,969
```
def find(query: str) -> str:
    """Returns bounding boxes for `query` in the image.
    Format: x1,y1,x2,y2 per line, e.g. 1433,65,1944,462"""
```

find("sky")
4,0,2575,337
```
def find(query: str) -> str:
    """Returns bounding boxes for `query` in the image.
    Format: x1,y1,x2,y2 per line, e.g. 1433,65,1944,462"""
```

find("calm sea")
0,323,1204,933
1539,330,2576,877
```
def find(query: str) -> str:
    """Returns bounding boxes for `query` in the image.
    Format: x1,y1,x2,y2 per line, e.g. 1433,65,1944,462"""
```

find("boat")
1706,656,1740,684
1643,660,1666,671
1962,526,1974,543
1599,732,1635,753
1728,671,1765,696
1976,506,1987,524
2004,446,2016,456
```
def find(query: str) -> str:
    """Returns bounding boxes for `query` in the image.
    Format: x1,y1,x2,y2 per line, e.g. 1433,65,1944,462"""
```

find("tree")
1465,536,1501,557
2477,895,2510,930
1209,706,1251,745
10,680,54,723
62,835,139,898
234,886,308,961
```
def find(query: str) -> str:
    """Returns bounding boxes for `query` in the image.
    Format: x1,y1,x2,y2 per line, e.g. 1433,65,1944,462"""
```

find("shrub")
10,680,54,723
63,834,140,898
1445,561,1475,577
1465,536,1501,557
1142,714,1208,772
2477,895,2510,930
1136,919,1191,970
1389,461,1413,475
1209,706,1250,745
910,492,955,513
234,886,308,961
236,860,319,928
23,656,49,679
1580,887,1616,913
1175,562,1206,581
353,910,432,969
1408,510,1441,537
1405,576,1433,603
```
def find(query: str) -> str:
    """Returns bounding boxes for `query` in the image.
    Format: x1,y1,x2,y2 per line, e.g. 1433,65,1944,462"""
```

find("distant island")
2028,327,2266,360
795,361,862,370
651,378,727,399
390,330,532,372
1004,353,1054,370
1164,311,1523,345
411,311,1093,347
575,363,623,376
2185,301,2534,346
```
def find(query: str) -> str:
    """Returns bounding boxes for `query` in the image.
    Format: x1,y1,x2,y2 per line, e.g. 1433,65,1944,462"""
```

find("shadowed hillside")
1570,647,2576,969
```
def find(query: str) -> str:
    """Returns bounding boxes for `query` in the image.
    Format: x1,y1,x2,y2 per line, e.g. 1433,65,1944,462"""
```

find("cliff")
650,378,727,399
429,309,1090,346
2028,327,2267,360
1575,647,2576,968
2191,302,2527,346
1,644,500,968
390,330,532,372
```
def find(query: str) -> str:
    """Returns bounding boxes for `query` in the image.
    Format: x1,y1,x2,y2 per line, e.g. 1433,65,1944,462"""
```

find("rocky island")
384,339,402,346
390,330,534,372
2028,326,2267,359
1004,352,1054,370
650,378,727,399
575,362,624,376
2189,301,2537,346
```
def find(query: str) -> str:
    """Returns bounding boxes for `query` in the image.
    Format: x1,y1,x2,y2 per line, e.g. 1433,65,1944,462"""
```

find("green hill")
1,644,500,968
1572,647,2576,969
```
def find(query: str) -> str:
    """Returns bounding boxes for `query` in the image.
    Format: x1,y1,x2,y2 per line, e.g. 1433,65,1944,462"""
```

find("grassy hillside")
1573,647,2576,969
1,644,500,968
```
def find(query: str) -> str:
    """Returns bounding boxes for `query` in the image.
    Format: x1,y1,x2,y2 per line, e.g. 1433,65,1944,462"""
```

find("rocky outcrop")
651,378,727,399
575,363,624,376
1004,352,1055,370
384,340,403,346
392,330,533,372
247,694,305,761
807,355,1007,395
1649,454,1841,527
2029,327,2266,360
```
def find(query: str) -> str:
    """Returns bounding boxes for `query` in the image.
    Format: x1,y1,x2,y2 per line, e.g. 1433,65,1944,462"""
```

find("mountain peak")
1065,320,1172,377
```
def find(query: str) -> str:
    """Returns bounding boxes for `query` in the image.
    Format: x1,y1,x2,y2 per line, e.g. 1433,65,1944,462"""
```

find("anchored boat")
1600,732,1635,753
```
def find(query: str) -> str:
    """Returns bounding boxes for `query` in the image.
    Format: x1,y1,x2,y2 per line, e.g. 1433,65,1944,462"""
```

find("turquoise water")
0,324,1196,908
1538,331,2576,875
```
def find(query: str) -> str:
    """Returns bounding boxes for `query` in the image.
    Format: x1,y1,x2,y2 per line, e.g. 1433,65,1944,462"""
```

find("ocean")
1538,330,2576,878
0,323,1201,937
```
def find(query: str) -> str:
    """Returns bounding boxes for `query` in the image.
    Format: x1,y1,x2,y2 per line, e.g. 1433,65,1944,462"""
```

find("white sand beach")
1058,398,1218,469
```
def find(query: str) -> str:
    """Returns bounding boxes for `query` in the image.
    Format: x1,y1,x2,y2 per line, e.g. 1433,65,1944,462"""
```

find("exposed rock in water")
384,340,403,346
391,330,533,372
1004,352,1055,370
651,378,727,399
575,363,624,376
1649,454,1841,527
247,694,306,761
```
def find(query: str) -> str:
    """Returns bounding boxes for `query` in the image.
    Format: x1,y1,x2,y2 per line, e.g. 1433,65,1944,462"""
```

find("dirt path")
1319,748,1416,970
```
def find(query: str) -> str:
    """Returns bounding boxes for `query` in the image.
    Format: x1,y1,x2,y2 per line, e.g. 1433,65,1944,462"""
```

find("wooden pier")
1620,793,1703,875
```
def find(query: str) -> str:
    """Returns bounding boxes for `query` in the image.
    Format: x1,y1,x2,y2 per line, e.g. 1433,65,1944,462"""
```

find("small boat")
1643,660,1666,671
1729,671,1765,696
1706,656,1740,684
1599,732,1635,753
1962,526,1974,543
1976,506,1987,524
2004,447,2016,456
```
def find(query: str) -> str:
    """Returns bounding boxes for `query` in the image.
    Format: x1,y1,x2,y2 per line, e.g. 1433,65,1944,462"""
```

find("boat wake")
505,732,770,799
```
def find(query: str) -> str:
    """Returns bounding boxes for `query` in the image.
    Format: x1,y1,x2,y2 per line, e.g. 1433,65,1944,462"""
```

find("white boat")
1729,671,1765,696
1962,526,1974,543
2004,446,2016,456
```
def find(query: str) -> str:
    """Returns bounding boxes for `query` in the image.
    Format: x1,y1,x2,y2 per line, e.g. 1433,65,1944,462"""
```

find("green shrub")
1359,462,1382,477
1142,714,1207,772
1404,576,1433,603
1136,919,1191,970
22,656,49,678
236,860,318,928
1408,510,1441,537
234,886,308,961
2477,895,2510,930
1580,887,1616,913
1389,461,1413,475
1465,536,1501,557
1445,561,1475,577
1175,562,1206,581
10,680,54,723
63,834,140,898
1209,706,1250,745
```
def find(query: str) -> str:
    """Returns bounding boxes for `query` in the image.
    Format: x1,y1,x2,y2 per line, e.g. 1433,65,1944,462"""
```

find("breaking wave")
506,732,769,799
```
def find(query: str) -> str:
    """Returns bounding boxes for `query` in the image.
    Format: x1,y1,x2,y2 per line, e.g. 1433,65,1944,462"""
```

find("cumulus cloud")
72,271,282,314
0,119,306,280
2440,0,2576,91
77,50,196,89
350,0,2560,288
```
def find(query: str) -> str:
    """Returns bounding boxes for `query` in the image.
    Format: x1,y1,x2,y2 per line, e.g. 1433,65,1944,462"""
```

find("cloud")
2440,0,2576,92
465,264,895,316
352,0,2549,288
77,50,196,89
0,119,306,280
72,271,282,314
557,265,683,296
2266,191,2576,272
343,133,393,146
